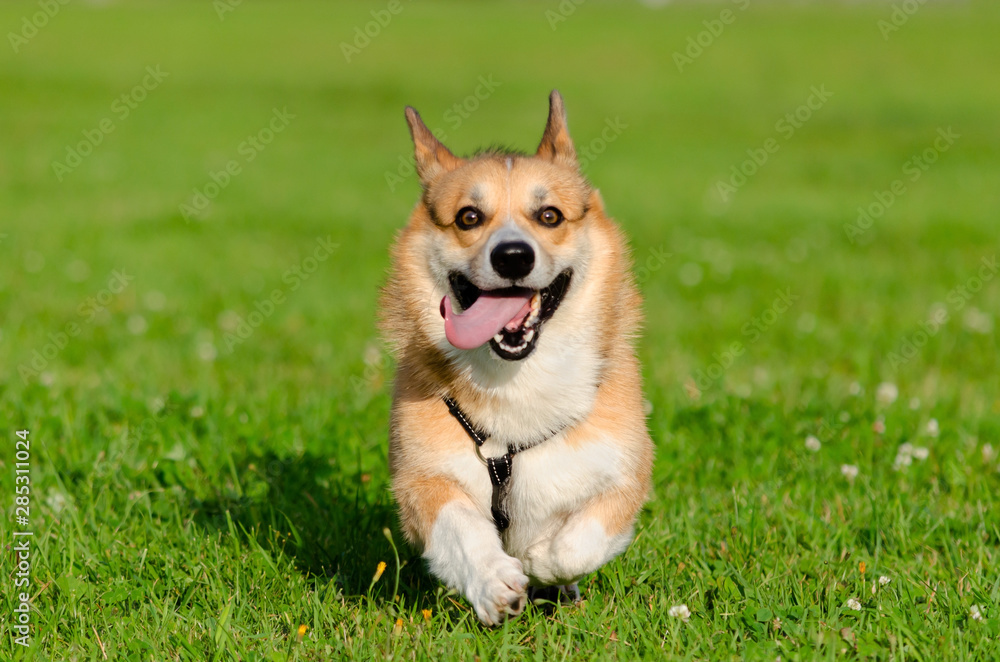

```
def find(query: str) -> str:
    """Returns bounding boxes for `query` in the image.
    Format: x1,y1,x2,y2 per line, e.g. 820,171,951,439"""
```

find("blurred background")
3,1,997,403
1,0,999,658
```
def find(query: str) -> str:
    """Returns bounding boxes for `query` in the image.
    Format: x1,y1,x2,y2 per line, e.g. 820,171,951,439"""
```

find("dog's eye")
455,207,484,230
538,207,564,227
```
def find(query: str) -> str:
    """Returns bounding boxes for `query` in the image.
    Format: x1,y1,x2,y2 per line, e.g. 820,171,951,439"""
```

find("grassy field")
2,0,1000,659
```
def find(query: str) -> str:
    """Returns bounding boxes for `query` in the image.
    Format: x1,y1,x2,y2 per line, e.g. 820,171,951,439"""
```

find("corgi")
381,91,653,625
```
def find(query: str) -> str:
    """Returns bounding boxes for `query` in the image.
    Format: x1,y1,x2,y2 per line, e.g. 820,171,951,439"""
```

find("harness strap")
443,396,488,447
443,396,515,531
485,452,514,531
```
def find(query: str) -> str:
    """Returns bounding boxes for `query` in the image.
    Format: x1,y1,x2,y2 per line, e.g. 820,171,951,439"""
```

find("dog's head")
403,91,601,362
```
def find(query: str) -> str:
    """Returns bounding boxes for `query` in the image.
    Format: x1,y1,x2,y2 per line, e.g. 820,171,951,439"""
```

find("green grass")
2,0,999,659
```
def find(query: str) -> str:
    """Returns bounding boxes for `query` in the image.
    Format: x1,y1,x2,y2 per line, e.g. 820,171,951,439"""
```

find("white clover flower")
197,341,217,362
668,605,691,622
144,290,167,311
912,447,929,461
841,464,859,481
217,309,242,331
876,382,898,406
983,444,996,462
873,418,886,434
879,575,891,586
846,598,862,611
127,314,148,335
805,435,822,452
963,307,993,334
925,418,939,437
970,605,983,621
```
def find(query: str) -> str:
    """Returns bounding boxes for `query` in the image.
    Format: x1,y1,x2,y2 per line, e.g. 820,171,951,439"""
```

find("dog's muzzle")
440,269,573,361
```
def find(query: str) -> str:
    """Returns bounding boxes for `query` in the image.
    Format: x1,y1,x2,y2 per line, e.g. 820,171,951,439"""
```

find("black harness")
444,396,573,532
444,396,516,531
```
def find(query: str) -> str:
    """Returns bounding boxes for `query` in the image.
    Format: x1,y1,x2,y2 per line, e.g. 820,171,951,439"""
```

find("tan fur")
380,92,653,617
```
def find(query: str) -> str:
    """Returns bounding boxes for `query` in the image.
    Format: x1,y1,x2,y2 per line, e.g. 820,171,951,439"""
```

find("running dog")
381,91,653,625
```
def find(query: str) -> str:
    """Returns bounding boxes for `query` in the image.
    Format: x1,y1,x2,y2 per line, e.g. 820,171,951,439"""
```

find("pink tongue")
441,293,533,350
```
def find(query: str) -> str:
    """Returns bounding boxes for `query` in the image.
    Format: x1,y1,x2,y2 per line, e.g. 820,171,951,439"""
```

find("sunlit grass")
1,1,999,659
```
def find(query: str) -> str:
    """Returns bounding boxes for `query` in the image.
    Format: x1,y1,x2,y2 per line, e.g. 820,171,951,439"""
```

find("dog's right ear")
405,106,464,188
535,90,577,168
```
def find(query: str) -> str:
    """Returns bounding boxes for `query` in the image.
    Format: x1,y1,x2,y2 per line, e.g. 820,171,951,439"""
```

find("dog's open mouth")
439,270,572,361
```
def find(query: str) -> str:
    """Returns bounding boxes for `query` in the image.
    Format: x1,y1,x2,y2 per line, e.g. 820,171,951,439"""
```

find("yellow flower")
422,609,432,622
859,561,866,575
297,624,308,640
373,561,387,583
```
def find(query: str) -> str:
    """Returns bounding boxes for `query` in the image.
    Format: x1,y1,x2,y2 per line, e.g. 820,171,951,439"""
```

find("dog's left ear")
536,90,577,168
405,106,464,188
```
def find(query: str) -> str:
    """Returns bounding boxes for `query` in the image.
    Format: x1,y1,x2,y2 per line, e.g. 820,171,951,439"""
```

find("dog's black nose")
491,242,535,281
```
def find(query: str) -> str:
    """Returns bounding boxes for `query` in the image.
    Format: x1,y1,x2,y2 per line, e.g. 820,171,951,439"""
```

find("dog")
380,91,653,625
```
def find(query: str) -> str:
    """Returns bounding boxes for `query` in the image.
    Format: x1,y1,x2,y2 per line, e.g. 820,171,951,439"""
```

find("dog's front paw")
467,555,528,626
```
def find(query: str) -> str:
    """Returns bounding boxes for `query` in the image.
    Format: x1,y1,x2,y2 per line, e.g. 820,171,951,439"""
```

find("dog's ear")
405,106,464,187
535,90,577,167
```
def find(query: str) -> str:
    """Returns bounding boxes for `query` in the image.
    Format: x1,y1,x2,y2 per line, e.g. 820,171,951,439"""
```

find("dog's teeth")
524,329,535,342
523,292,542,330
497,336,530,353
494,332,504,342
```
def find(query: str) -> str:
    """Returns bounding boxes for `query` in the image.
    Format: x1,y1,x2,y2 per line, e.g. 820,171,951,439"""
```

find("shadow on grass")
188,451,435,601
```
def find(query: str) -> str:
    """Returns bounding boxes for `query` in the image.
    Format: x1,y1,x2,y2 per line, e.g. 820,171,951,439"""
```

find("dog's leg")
524,487,640,586
424,500,528,625
390,406,527,626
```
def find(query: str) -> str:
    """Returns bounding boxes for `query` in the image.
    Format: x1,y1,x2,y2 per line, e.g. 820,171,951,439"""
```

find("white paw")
524,517,632,585
550,519,610,580
467,554,528,626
